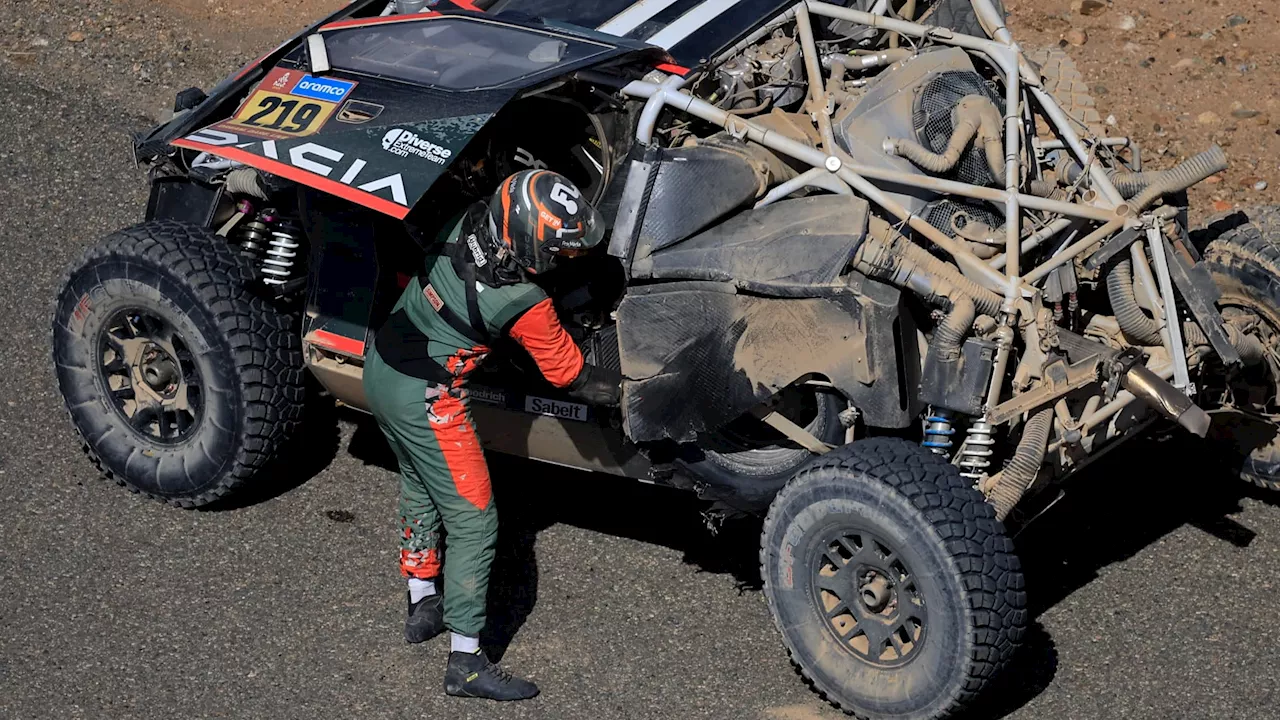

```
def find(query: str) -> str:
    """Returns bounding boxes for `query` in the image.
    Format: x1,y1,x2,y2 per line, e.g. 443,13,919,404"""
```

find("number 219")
242,96,323,133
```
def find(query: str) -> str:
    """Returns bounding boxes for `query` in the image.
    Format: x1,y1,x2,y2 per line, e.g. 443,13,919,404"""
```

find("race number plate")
221,90,339,140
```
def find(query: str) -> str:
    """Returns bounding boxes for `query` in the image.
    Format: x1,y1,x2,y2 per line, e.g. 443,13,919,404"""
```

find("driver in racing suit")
363,170,620,701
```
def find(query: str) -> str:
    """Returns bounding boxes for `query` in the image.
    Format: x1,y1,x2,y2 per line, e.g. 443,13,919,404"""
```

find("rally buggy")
52,0,1280,717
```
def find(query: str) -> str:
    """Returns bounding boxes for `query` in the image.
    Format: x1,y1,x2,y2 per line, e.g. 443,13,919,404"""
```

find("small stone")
1240,176,1262,189
1205,175,1223,185
1064,28,1088,47
28,37,49,47
1139,57,1154,68
1256,114,1272,127
1212,200,1234,213
1093,84,1109,96
67,31,85,42
1118,15,1136,31
1227,15,1248,28
1232,108,1260,120
1106,115,1118,127
1078,0,1108,16
1215,56,1227,65
1197,111,1222,126
1256,181,1269,192
1200,31,1216,41
1123,42,1142,53
1172,58,1197,71
1160,29,1179,41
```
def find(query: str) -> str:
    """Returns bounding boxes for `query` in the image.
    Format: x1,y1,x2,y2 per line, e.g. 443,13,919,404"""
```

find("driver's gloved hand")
566,364,622,406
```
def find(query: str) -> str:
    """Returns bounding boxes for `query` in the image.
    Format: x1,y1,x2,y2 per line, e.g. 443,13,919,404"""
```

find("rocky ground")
1008,0,1277,215
2,2,1279,719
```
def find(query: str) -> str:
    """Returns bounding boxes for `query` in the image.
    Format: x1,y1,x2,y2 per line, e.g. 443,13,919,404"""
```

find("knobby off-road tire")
1203,206,1280,491
761,437,1026,720
52,220,304,507
1026,47,1106,138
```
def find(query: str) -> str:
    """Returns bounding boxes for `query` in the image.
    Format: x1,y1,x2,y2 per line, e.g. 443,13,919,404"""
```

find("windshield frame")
320,14,615,92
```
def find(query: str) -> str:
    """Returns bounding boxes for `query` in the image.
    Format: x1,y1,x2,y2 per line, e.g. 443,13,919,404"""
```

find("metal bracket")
1083,227,1142,272
754,406,833,454
988,356,1101,426
1159,235,1241,366
1146,224,1192,391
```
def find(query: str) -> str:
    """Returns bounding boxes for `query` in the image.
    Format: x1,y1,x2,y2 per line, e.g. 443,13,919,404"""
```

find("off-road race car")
51,0,1280,717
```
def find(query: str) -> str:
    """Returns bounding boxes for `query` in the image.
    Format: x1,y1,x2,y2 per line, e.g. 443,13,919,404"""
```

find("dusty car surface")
51,0,1280,717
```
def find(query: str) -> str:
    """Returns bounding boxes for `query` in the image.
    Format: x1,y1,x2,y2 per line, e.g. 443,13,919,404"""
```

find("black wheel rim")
96,308,204,444
809,525,927,668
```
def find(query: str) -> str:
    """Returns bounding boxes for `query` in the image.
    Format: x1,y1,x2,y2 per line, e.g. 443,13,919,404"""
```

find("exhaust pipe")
1120,363,1211,437
1055,330,1211,437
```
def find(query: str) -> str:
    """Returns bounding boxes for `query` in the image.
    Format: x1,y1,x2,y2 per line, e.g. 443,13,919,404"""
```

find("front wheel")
51,220,305,507
760,438,1026,720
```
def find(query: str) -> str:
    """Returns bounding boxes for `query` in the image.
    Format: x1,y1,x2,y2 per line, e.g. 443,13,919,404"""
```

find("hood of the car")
168,13,655,220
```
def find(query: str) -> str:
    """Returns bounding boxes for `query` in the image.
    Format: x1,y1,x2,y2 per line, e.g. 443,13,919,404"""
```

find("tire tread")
52,220,304,508
760,437,1027,719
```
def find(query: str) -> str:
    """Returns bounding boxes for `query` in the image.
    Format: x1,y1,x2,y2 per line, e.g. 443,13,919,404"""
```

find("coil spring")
261,220,302,286
231,209,302,286
922,411,955,455
958,418,995,481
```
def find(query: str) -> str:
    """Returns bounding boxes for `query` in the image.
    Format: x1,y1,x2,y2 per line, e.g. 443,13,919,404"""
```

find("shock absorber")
230,209,304,287
232,204,270,260
922,409,955,456
261,218,303,286
958,418,995,481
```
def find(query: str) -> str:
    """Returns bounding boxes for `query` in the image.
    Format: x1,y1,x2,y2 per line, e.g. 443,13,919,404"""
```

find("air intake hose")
853,218,1004,315
1057,161,1165,199
989,408,1053,521
1057,148,1227,202
1182,321,1268,365
1129,145,1229,212
885,95,1006,185
933,294,976,362
1106,257,1164,346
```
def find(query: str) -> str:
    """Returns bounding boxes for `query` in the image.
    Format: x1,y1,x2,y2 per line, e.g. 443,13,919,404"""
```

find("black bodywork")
136,1,920,484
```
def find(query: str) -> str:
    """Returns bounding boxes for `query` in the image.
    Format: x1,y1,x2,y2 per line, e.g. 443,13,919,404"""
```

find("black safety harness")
373,241,497,385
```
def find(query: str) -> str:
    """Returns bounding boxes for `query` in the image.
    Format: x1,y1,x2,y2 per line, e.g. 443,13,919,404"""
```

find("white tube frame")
619,0,1191,418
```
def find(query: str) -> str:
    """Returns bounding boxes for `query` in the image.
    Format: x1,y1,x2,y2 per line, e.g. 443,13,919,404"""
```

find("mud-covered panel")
631,195,869,295
618,279,916,444
611,144,763,270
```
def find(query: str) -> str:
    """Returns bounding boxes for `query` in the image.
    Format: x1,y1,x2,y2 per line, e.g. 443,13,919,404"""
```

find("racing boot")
404,593,445,644
444,650,540,701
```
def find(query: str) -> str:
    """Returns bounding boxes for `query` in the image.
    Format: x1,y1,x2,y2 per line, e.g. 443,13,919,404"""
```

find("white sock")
451,633,480,654
407,578,437,603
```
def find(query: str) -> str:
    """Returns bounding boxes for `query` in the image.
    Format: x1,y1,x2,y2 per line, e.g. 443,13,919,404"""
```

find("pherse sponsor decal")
525,396,588,421
381,128,452,165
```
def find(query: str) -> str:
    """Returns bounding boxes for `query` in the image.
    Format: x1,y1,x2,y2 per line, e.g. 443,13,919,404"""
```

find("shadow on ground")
238,398,1279,707
203,380,343,511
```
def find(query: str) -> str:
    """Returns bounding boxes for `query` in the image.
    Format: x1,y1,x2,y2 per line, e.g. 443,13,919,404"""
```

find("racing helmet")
486,170,604,276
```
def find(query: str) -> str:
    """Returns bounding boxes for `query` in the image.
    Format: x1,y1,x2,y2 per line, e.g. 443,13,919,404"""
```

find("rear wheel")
1202,208,1280,491
52,220,305,507
681,388,845,508
761,438,1026,720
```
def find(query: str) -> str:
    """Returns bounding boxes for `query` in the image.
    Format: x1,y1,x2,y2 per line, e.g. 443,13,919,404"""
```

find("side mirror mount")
307,34,331,75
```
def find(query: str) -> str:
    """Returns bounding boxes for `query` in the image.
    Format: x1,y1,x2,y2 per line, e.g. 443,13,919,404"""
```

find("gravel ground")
3,2,1280,719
